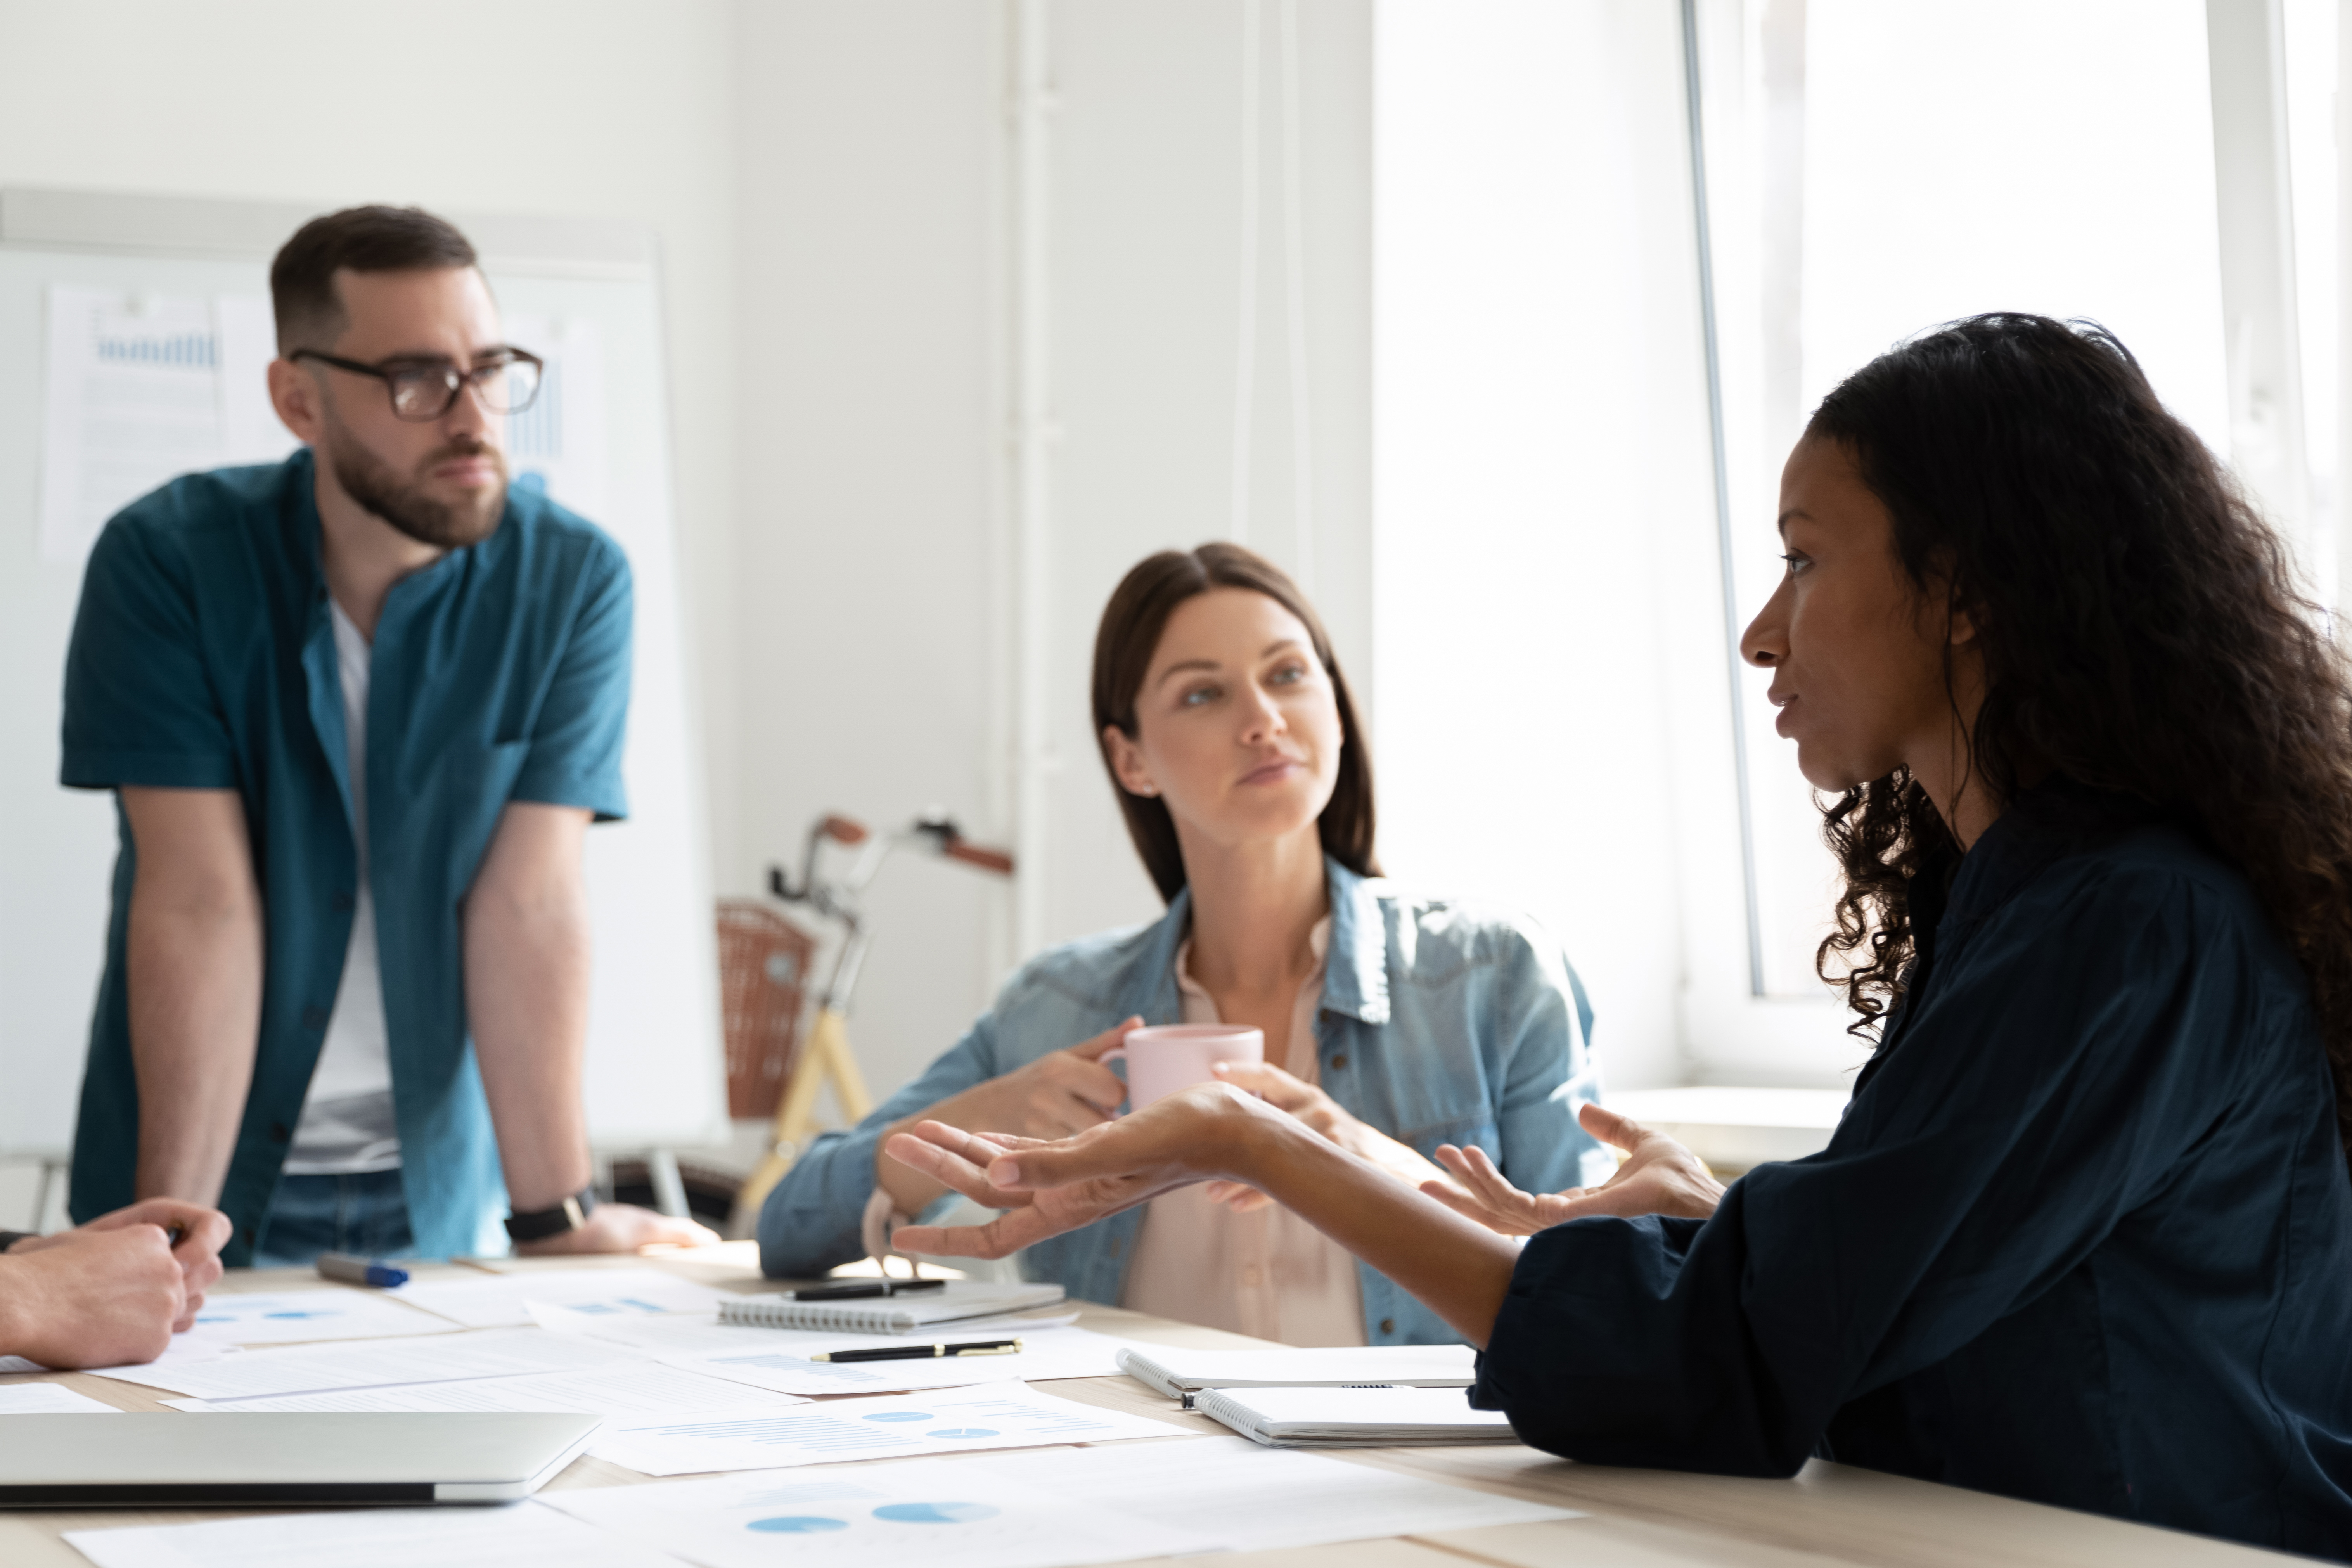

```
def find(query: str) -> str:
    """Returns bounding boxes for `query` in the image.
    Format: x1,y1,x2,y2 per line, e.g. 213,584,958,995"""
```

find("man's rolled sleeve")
61,518,238,791
511,539,631,821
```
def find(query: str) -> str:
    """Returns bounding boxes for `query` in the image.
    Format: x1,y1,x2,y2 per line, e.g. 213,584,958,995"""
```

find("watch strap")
504,1187,598,1244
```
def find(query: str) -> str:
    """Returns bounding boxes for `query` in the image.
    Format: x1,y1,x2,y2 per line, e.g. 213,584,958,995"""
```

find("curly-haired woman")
888,316,2352,1556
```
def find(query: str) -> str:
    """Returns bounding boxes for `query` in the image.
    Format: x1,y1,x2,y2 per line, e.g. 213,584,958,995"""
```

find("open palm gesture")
1423,1102,1725,1236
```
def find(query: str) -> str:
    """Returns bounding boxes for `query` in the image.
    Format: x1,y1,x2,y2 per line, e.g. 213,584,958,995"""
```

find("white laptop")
0,1413,601,1505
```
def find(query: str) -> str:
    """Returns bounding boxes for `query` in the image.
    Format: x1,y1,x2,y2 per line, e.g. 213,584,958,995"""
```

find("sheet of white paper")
64,1501,682,1568
395,1267,734,1329
40,287,228,564
961,1436,1580,1551
550,1315,1135,1396
539,1457,1219,1568
178,1289,457,1344
586,1379,1191,1476
0,1383,121,1414
163,1359,806,1419
78,1335,241,1383
89,1327,635,1400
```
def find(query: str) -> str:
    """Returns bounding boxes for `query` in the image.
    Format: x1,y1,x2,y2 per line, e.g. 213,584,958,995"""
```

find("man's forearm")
127,893,263,1205
466,865,594,1213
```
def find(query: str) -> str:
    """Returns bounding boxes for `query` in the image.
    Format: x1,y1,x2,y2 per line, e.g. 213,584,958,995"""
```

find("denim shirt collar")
1321,858,1391,1025
1103,855,1390,1028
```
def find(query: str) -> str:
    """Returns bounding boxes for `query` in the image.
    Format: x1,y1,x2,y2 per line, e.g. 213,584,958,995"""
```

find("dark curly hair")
1805,313,2352,1172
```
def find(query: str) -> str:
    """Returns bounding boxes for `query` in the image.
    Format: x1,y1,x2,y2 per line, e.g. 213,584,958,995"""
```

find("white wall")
729,1,1372,1102
1039,0,1373,950
1372,0,1714,1092
727,2,1008,1103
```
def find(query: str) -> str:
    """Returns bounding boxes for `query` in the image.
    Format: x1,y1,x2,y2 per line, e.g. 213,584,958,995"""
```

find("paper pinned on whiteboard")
500,313,609,522
38,286,298,565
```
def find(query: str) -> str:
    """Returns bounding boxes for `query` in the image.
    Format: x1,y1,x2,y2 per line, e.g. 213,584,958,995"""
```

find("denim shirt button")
1379,1317,1395,1335
1331,1052,1349,1070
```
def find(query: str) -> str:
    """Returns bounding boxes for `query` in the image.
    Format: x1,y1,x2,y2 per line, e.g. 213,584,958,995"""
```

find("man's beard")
323,412,507,550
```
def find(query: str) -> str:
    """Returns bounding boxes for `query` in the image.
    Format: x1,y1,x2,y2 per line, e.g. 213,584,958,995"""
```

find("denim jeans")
253,1168,414,1266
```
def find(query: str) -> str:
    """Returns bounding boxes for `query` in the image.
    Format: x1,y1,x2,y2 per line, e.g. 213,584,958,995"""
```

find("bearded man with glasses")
57,205,716,1267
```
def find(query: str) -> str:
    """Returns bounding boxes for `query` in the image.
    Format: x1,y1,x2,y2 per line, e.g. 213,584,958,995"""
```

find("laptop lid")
0,1413,602,1506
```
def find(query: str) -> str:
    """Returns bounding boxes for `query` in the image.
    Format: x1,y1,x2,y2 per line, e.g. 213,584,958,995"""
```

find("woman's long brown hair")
1807,314,2352,1173
1091,542,1378,902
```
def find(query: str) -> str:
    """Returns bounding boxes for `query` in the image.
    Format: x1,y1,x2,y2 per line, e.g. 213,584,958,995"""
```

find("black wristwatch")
504,1187,598,1244
0,1230,35,1253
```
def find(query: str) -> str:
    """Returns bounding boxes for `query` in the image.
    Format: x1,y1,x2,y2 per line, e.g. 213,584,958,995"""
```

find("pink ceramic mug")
1102,1024,1265,1111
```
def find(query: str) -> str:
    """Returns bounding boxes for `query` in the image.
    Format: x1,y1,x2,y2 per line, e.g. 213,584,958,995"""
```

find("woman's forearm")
1241,1118,1520,1345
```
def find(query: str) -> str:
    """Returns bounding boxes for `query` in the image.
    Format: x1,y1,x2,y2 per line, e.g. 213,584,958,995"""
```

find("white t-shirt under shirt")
283,600,402,1176
1118,916,1368,1347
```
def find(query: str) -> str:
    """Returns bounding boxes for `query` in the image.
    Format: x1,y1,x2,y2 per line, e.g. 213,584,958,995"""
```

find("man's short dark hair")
270,205,478,351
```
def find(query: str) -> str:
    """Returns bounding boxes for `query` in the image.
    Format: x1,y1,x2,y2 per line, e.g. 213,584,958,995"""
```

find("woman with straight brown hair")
759,543,1612,1347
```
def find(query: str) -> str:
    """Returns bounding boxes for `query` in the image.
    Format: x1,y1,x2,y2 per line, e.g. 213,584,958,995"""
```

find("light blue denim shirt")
758,858,1609,1345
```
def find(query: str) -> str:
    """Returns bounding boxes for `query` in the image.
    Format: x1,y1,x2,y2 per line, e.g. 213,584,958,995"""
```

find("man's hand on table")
0,1199,231,1366
512,1199,720,1256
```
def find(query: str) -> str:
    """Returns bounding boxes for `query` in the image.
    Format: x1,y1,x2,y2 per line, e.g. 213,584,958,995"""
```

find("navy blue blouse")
1473,783,2352,1556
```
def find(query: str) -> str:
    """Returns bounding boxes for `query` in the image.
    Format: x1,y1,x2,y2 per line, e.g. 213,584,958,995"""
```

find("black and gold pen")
810,1338,1024,1363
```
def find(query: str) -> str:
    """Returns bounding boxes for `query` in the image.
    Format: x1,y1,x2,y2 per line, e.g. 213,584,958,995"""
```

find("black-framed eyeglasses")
290,346,545,422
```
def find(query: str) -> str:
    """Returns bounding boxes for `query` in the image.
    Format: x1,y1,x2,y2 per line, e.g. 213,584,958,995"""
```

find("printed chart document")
180,1288,457,1344
393,1267,733,1329
164,1360,806,1419
554,1315,1137,1397
961,1436,1580,1551
586,1379,1190,1476
90,1327,635,1400
38,287,298,566
65,1499,681,1568
0,1383,119,1414
539,1458,1220,1568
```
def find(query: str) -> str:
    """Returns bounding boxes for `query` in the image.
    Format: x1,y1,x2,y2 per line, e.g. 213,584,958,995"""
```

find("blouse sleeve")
1471,861,2273,1474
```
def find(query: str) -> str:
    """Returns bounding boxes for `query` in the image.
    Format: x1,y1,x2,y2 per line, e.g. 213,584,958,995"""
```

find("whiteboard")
0,189,728,1162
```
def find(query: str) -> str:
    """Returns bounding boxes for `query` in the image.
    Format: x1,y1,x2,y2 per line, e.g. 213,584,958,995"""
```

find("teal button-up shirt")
61,449,631,1263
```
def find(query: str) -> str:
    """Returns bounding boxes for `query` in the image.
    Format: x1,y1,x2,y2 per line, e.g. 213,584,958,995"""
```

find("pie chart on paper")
872,1502,1001,1524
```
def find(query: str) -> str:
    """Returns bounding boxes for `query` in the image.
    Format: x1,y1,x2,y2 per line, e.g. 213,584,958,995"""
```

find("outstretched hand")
1198,1059,1461,1213
1422,1102,1725,1236
886,1082,1283,1258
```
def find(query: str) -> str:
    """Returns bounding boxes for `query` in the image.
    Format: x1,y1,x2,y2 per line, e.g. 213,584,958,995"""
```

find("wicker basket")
715,900,817,1120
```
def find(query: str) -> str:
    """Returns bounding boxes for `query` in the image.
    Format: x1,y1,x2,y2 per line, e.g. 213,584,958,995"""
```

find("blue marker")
316,1252,409,1288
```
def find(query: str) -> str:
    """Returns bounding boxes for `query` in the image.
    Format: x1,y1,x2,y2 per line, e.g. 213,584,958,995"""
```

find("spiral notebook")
719,1282,1067,1334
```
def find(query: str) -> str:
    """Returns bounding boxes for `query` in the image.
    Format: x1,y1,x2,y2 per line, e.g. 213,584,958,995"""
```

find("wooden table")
0,1248,2306,1568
